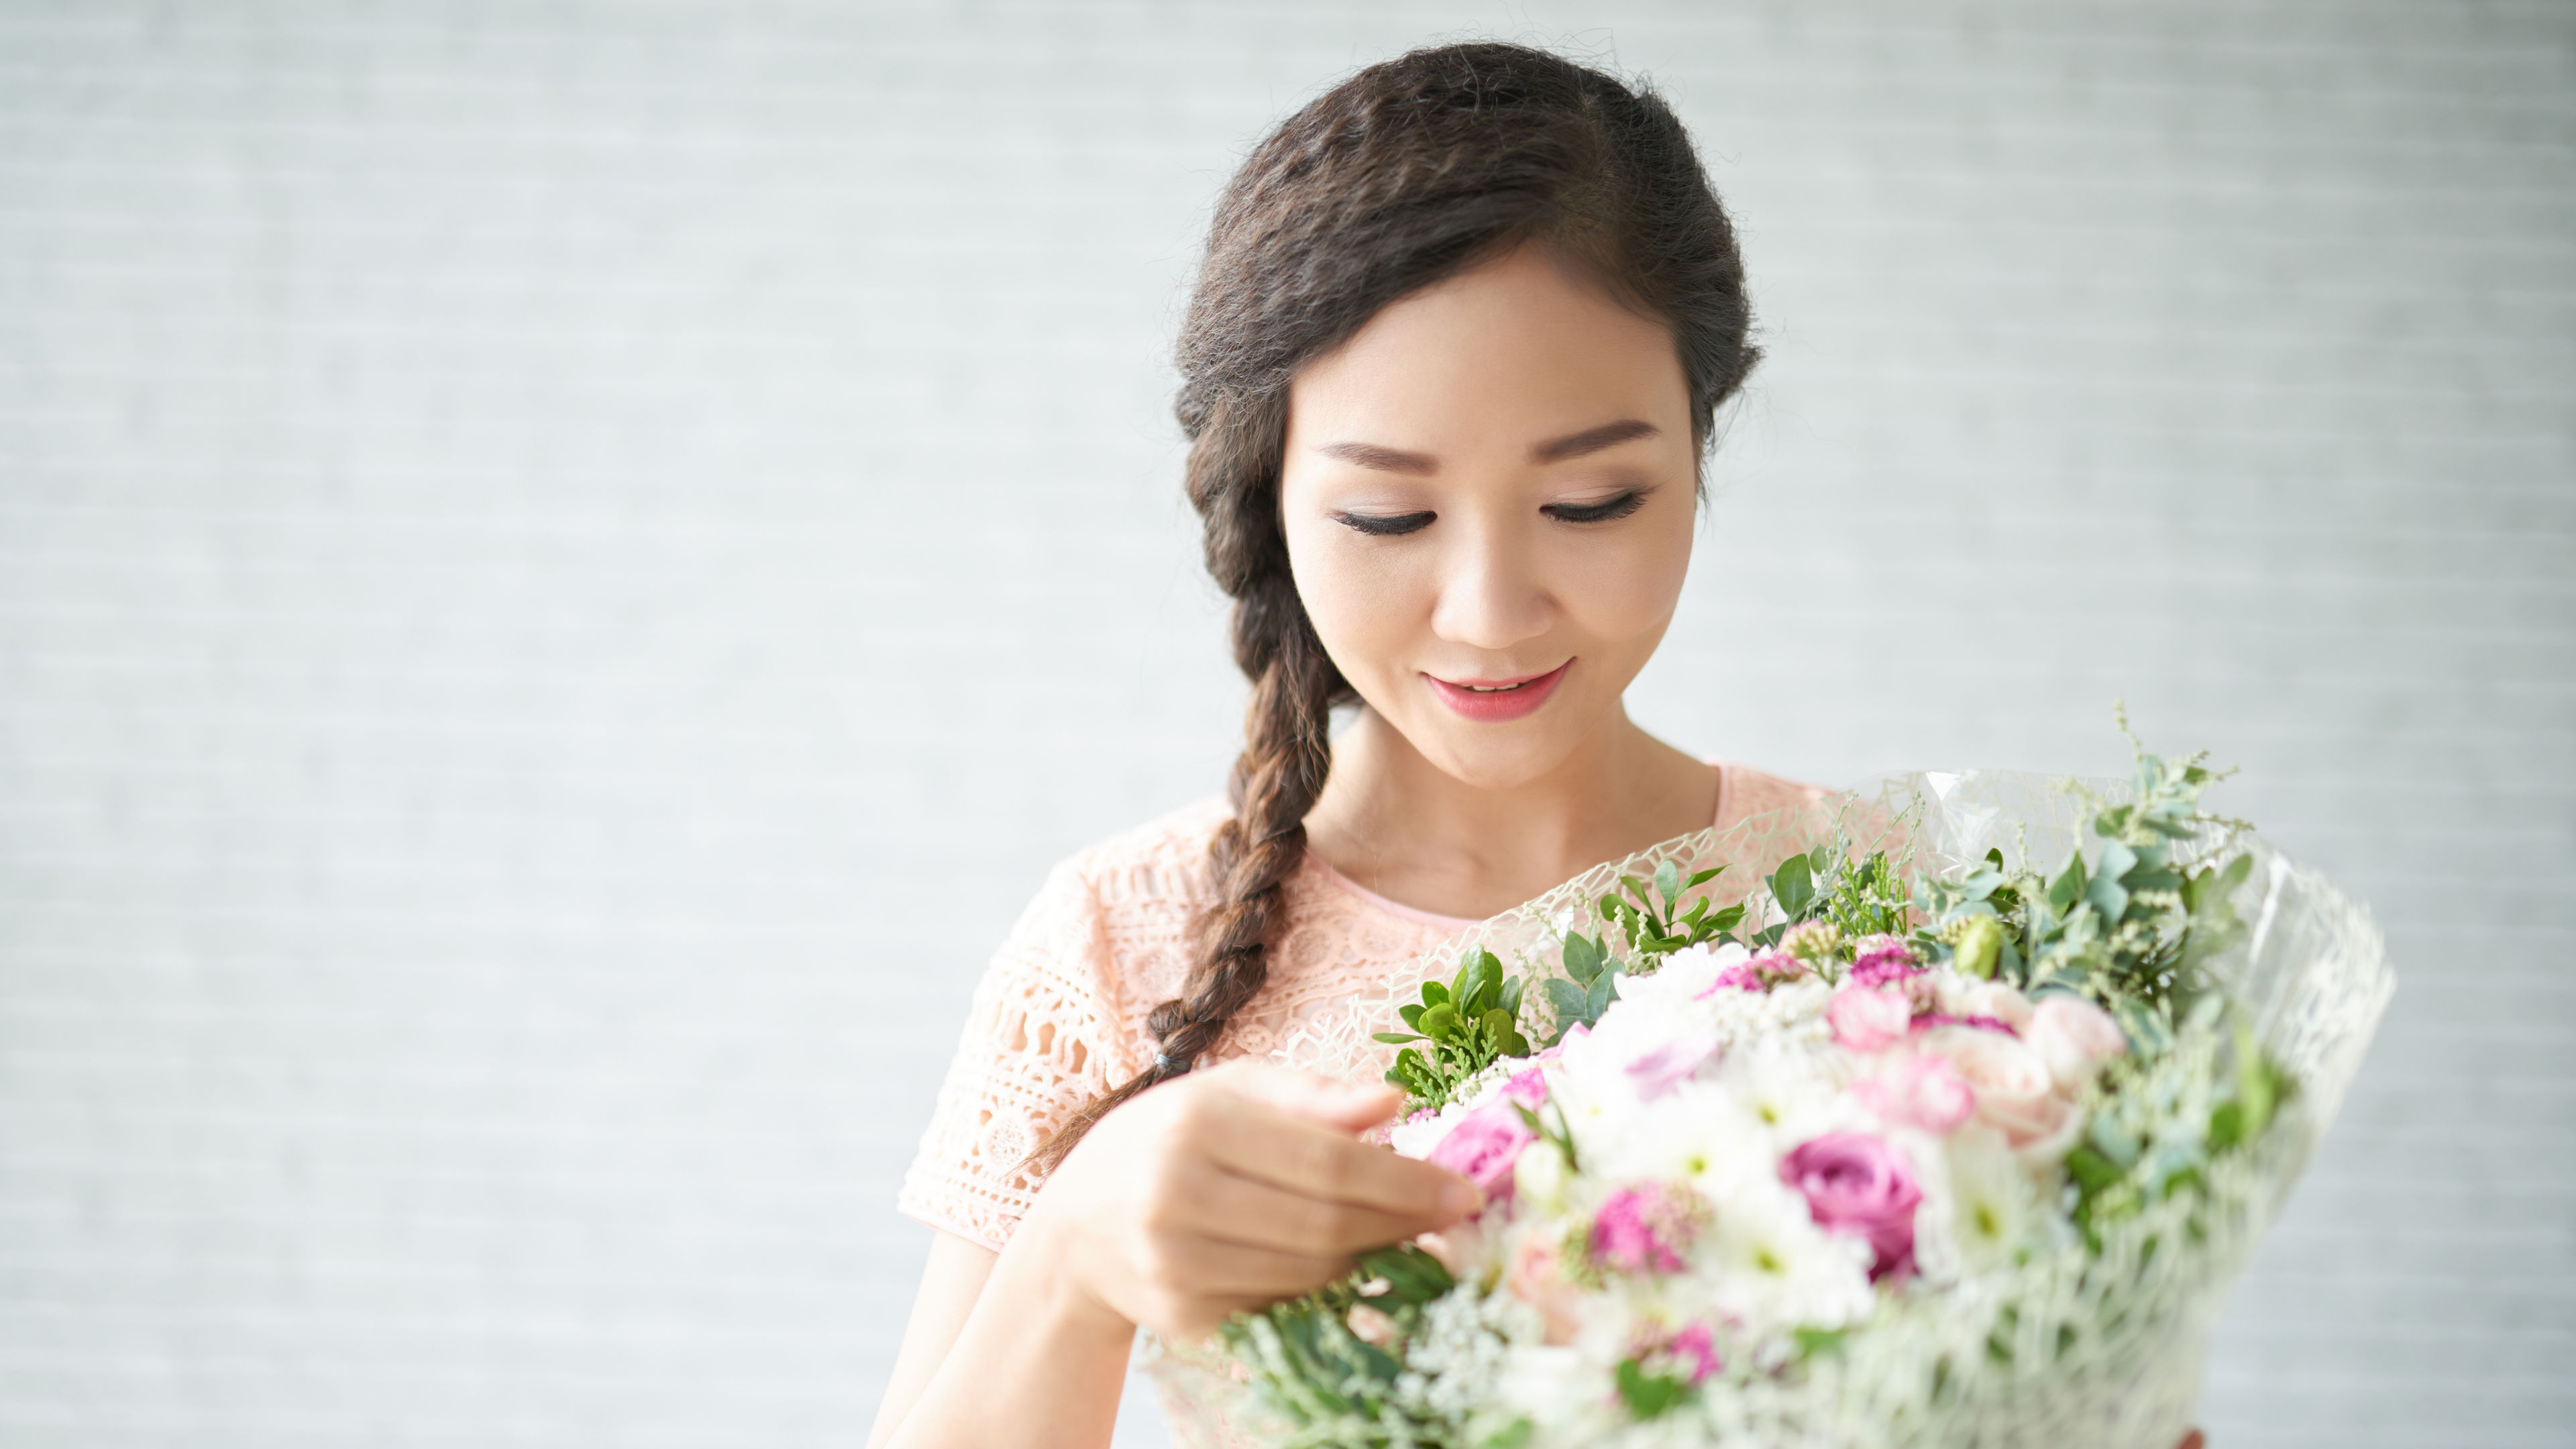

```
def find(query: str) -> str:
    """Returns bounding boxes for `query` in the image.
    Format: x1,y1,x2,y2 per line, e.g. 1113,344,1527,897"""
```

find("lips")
1425,661,1572,723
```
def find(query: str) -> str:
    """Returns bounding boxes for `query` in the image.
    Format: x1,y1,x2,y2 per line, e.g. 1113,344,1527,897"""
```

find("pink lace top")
897,762,1827,1252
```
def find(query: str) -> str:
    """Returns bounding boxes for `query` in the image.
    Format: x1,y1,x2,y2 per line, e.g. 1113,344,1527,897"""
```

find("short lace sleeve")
898,859,1133,1252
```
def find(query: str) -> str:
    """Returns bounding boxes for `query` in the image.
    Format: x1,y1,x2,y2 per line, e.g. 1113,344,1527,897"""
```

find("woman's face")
1280,242,1701,791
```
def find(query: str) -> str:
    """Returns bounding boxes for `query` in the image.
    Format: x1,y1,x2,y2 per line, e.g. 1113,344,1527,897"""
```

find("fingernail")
1442,1182,1484,1218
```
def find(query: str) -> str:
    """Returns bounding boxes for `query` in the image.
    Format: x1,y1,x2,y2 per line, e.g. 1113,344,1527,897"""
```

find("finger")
1159,1230,1352,1299
1205,1061,1403,1134
1200,1099,1481,1222
1183,1161,1450,1258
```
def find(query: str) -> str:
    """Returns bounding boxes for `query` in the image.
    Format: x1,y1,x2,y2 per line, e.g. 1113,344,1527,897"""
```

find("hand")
1020,1061,1483,1340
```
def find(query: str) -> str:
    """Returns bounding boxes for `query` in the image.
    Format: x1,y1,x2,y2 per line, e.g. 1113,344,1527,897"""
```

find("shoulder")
1712,760,1835,833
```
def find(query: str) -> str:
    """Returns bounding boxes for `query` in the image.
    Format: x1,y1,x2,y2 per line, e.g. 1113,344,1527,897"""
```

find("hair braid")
1026,41,1755,1175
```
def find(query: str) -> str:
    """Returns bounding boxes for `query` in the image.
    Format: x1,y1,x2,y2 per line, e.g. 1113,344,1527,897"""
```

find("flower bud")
1952,916,2003,979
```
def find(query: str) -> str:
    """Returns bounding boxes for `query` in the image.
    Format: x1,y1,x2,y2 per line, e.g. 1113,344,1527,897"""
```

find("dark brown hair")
1029,41,1757,1171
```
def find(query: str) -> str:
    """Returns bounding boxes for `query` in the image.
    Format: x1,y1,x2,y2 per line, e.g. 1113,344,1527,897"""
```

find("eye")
1544,490,1648,525
1333,511,1436,537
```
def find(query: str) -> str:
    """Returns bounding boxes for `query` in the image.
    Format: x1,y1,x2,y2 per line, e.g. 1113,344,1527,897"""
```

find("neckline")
1302,760,1731,931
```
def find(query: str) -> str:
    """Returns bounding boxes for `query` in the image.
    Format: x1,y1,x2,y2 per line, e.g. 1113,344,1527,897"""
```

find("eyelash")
1544,490,1648,525
1331,491,1648,537
1332,511,1436,536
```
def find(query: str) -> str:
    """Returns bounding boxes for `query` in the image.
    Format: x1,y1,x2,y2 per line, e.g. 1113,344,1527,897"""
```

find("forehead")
1283,242,1693,456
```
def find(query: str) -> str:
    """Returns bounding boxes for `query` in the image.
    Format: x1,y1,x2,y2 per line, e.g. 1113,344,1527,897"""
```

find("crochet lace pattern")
896,763,1825,1253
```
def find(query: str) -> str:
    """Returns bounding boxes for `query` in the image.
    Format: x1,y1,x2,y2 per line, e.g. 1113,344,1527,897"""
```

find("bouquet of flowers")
1150,737,2390,1449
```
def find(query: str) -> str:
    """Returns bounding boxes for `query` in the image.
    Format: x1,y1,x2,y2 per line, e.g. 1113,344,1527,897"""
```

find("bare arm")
865,1231,1006,1449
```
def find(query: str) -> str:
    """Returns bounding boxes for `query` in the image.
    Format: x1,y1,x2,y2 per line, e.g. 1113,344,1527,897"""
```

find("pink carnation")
1501,1065,1551,1108
1828,983,1913,1053
1699,963,1764,996
1590,1183,1701,1275
1780,1132,1922,1281
1425,1097,1536,1202
1644,1322,1721,1385
1848,935,1924,987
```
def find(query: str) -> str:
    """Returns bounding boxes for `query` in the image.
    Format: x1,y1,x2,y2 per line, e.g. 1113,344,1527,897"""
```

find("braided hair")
1028,42,1757,1171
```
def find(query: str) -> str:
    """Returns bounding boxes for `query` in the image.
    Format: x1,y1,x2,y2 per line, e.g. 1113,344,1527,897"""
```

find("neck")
1301,706,1717,920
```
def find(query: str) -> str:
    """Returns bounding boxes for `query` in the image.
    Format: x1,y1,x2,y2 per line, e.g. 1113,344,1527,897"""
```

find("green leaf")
2087,872,2130,928
2206,1100,2247,1152
1562,933,1604,984
2097,839,2138,888
1479,1420,1536,1449
1419,981,1449,1007
1587,972,1616,1018
1398,1003,1424,1030
1615,1359,1693,1421
1770,854,1815,920
2233,1017,2276,1139
2047,855,2087,912
1654,858,1682,908
1371,1030,1424,1045
1688,867,1723,889
1418,1002,1457,1039
1544,978,1591,1021
1501,975,1523,1018
2065,1144,2123,1193
1792,1326,1848,1360
2088,1112,2141,1169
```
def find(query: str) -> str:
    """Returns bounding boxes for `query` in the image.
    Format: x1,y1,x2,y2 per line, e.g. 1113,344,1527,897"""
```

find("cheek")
1283,520,1426,681
1556,513,1694,641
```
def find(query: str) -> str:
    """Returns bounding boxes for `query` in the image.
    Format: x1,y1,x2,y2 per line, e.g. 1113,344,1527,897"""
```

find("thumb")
1210,1062,1405,1134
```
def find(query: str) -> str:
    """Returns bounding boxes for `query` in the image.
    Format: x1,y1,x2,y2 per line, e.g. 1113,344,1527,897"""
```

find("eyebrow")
1531,418,1660,463
1313,419,1661,474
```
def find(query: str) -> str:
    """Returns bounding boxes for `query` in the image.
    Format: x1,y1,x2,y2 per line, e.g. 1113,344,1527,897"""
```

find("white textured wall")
1,3,2569,1446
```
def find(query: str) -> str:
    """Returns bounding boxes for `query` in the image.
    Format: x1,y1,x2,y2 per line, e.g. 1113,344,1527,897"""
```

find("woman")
868,42,2203,1449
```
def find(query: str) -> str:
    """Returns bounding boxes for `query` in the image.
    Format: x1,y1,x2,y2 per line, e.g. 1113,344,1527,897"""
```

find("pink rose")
1854,1053,1976,1134
1780,1132,1922,1280
1426,1097,1536,1201
1828,984,1912,1053
1953,979,2035,1033
1924,1026,2078,1156
2026,996,2128,1090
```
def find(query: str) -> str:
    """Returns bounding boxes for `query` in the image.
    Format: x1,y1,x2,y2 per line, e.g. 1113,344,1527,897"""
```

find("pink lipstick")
1425,661,1572,722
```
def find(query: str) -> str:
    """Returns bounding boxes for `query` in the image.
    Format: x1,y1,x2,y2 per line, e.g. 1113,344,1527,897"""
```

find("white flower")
1929,1124,2055,1278
1701,1175,1875,1336
1717,1038,1857,1149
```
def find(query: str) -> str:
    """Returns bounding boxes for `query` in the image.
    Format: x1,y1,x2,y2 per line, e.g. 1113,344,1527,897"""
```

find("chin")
1410,723,1587,792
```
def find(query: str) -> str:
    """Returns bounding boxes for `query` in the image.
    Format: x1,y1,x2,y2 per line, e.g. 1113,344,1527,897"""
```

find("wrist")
993,1204,1136,1351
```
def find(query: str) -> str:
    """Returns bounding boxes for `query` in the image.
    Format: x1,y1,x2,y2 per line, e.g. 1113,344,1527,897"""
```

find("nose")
1428,513,1554,653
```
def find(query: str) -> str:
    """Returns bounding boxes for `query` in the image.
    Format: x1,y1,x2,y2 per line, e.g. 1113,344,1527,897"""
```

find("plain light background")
1,2,2570,1446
